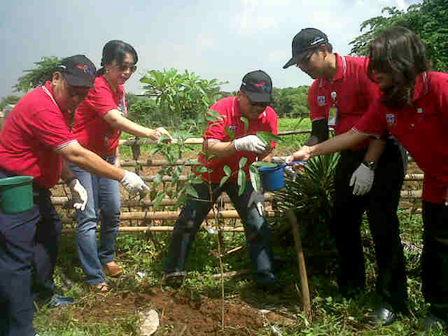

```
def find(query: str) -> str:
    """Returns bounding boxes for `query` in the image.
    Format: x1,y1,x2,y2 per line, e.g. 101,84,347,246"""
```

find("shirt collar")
332,53,345,82
413,72,428,102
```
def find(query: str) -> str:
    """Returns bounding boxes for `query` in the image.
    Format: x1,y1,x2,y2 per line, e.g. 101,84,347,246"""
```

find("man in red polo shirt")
0,55,148,336
283,28,407,325
164,70,278,288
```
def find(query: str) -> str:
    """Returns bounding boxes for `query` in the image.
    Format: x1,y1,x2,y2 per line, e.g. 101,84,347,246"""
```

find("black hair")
97,40,138,76
367,26,429,108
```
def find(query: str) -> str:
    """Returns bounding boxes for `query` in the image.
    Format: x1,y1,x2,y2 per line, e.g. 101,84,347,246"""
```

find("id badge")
328,106,338,126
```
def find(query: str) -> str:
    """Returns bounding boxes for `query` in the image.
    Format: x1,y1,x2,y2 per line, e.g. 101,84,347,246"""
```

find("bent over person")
164,70,278,288
0,55,148,336
283,28,407,325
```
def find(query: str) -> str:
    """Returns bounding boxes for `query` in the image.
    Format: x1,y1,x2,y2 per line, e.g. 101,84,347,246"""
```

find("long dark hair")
367,26,430,108
96,40,138,76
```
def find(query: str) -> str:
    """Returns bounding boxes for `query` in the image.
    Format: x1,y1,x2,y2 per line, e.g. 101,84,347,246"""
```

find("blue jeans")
0,170,61,336
70,157,121,285
165,182,275,277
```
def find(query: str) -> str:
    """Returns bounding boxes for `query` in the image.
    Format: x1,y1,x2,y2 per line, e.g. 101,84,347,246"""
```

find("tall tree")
350,0,448,72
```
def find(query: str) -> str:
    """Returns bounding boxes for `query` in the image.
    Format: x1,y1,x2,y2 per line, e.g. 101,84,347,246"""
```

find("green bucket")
0,175,34,214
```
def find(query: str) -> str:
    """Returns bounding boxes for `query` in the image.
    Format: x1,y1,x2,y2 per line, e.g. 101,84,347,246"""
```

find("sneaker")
163,271,187,288
38,294,74,308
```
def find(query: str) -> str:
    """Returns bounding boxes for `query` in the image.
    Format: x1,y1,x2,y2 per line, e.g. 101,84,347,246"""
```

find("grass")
34,208,435,335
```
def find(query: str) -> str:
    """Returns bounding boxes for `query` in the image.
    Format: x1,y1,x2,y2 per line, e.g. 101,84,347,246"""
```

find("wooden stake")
286,209,311,319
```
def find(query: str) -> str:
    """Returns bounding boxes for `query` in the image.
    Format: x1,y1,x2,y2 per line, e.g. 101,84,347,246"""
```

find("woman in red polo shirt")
288,26,448,331
71,40,171,291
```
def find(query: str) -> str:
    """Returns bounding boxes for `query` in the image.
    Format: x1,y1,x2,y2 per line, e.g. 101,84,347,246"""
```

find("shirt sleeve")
30,108,76,150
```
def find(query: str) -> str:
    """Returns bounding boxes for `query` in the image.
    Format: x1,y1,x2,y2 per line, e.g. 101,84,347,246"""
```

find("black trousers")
331,140,407,311
422,201,448,320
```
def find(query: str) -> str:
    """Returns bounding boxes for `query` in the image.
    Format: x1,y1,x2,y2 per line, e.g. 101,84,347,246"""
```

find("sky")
0,0,422,98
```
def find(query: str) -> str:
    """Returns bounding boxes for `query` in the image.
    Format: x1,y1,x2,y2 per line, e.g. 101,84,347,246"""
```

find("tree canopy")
14,56,62,93
349,0,448,72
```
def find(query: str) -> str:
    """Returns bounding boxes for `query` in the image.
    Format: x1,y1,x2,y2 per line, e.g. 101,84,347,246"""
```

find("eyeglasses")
113,63,137,73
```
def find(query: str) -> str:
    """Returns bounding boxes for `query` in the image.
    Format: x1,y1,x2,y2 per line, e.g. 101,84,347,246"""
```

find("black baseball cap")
59,55,96,87
283,28,328,69
240,70,272,103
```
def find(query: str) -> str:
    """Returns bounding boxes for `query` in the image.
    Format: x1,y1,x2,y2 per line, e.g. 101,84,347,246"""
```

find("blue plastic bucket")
258,165,285,191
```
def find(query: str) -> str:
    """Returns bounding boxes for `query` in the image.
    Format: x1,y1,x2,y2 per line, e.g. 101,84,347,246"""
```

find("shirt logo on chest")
386,113,396,127
317,95,326,106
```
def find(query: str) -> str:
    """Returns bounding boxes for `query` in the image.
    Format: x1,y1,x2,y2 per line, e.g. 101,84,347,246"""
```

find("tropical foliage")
349,0,448,72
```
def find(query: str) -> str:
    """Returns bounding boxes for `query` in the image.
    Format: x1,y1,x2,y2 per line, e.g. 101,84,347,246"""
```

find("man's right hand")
120,171,149,194
233,135,268,154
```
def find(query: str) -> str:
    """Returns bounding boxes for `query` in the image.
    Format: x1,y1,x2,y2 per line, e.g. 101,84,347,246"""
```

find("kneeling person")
164,70,278,288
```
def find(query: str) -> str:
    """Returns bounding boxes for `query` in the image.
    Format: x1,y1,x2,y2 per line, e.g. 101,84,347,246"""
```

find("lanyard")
330,56,346,106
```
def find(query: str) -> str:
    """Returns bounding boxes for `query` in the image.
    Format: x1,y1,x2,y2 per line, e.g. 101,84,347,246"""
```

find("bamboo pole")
60,210,275,224
62,226,245,234
286,209,311,319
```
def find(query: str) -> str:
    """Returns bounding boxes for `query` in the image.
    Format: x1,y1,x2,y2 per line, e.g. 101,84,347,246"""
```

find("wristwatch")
362,160,377,170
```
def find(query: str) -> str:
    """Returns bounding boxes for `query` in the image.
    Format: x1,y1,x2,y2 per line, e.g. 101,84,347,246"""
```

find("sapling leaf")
256,131,282,144
251,161,277,168
220,175,230,187
223,165,232,176
195,166,208,173
186,185,199,198
239,157,248,169
238,169,246,196
224,126,235,141
240,117,249,133
150,147,160,156
153,192,166,211
150,189,158,201
249,165,261,193
153,172,163,188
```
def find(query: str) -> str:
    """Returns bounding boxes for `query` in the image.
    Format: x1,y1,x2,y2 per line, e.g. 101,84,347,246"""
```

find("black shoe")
423,313,447,331
163,271,187,288
253,272,277,289
366,304,397,326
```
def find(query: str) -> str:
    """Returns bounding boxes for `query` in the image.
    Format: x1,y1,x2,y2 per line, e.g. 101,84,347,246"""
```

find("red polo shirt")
72,76,127,157
0,82,76,188
308,54,378,150
353,71,448,204
198,97,278,183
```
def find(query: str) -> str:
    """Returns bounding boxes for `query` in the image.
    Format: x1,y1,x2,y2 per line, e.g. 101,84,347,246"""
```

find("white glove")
121,171,150,195
349,163,374,196
69,179,88,211
233,135,267,154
